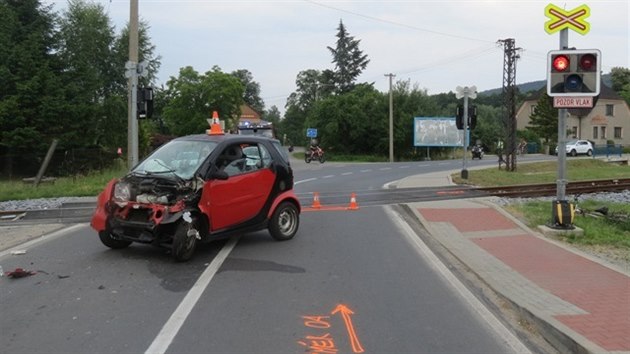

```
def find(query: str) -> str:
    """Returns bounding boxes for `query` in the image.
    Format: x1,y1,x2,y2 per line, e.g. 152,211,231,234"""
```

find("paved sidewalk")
407,198,630,354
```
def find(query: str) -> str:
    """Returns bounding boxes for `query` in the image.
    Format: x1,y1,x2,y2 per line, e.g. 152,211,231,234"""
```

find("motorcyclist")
309,139,322,155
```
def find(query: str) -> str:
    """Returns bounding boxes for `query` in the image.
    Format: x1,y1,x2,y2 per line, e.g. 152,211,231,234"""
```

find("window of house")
592,126,598,139
614,127,622,139
601,126,607,139
605,104,614,116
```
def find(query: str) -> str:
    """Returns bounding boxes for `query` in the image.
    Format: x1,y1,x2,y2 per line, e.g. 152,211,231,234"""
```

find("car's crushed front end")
91,172,204,247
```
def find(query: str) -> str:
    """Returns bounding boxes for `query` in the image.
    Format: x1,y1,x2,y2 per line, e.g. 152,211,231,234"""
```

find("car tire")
269,201,299,241
587,149,592,156
172,218,199,262
570,149,577,156
99,231,132,249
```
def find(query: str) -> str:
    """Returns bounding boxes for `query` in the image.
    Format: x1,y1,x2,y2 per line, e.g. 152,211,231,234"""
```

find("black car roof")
173,133,279,145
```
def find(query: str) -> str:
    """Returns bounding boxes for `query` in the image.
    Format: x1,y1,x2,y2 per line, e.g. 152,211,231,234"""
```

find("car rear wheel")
99,231,132,249
172,218,199,262
269,202,299,241
587,149,593,156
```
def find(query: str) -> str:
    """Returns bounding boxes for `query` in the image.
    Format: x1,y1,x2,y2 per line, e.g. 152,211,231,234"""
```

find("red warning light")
552,55,570,72
579,53,596,71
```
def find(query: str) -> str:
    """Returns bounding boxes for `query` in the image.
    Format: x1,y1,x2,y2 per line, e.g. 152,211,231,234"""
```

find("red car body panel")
90,179,116,232
199,168,275,230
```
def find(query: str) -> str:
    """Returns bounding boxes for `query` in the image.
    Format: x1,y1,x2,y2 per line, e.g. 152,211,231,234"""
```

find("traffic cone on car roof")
207,111,224,135
347,193,359,210
311,192,322,209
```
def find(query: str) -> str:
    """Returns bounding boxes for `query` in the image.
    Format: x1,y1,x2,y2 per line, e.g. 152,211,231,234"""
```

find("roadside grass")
0,166,127,202
451,159,629,186
504,200,630,262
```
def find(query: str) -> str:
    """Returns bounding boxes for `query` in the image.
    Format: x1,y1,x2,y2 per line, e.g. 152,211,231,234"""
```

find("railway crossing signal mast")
544,3,599,228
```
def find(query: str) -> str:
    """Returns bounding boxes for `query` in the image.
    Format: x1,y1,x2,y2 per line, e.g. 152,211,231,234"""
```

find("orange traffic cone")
207,111,224,135
312,192,322,209
347,193,359,210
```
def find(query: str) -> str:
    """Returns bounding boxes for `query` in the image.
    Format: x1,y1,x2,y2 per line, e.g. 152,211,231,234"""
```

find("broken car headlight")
113,182,131,207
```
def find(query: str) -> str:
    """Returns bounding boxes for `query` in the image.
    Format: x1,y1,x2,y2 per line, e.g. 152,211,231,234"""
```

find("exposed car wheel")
570,149,577,156
99,231,132,249
269,202,299,241
587,149,592,156
172,218,199,262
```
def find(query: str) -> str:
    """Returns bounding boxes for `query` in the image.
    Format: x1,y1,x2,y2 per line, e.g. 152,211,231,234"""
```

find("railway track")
477,178,630,198
1,179,629,223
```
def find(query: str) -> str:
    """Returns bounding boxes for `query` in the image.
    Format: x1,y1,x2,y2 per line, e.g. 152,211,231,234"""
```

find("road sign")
306,128,318,138
553,96,593,108
544,4,590,35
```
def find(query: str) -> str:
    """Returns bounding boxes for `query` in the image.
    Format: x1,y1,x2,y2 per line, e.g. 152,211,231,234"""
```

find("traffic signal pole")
556,28,568,201
126,0,139,169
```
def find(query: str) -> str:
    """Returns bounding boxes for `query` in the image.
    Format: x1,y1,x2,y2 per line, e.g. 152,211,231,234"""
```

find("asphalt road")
1,155,552,353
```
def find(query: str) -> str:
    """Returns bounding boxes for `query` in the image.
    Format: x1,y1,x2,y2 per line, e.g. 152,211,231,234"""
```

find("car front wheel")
172,218,199,262
99,231,132,249
570,149,577,156
269,202,299,241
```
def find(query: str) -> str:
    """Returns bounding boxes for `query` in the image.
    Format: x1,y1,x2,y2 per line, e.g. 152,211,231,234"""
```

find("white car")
555,139,594,156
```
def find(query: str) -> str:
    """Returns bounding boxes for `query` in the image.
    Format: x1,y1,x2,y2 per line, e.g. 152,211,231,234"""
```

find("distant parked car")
555,139,594,156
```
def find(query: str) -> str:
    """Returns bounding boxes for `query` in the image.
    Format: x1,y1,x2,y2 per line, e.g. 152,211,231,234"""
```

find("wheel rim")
277,207,297,235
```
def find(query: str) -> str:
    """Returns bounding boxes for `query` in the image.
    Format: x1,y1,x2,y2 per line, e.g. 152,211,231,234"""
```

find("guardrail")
593,144,623,158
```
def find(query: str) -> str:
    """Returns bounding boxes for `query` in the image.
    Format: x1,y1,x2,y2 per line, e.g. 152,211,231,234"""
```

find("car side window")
217,144,247,177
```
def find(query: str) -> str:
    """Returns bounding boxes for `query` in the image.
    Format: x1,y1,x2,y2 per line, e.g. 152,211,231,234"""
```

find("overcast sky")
44,0,629,113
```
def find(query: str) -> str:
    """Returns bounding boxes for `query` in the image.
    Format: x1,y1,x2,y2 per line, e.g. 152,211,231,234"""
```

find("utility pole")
385,73,395,163
498,38,521,172
125,0,139,169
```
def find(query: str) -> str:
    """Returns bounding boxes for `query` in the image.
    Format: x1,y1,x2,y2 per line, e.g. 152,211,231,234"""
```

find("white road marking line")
0,224,87,258
360,169,372,173
399,165,410,169
295,178,317,185
144,236,241,354
322,175,335,179
417,164,430,167
341,172,353,176
379,167,391,170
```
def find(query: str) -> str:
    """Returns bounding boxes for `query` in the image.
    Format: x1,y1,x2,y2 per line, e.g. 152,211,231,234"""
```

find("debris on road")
5,267,37,278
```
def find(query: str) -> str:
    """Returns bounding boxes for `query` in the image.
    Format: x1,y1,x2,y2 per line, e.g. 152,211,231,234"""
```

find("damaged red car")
90,134,300,261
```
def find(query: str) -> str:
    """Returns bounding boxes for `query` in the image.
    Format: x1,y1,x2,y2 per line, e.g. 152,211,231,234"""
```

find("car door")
200,142,276,231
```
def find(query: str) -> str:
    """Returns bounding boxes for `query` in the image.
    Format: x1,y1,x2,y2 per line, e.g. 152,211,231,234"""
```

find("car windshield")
566,140,578,145
133,140,218,179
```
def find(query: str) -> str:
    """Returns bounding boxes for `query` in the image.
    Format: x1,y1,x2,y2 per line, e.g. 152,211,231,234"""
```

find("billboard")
413,117,468,147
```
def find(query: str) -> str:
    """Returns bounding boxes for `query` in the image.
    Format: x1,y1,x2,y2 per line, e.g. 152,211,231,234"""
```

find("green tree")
231,69,264,113
57,0,119,148
162,66,243,136
327,20,370,94
526,92,558,144
610,67,630,104
0,0,66,176
306,85,384,155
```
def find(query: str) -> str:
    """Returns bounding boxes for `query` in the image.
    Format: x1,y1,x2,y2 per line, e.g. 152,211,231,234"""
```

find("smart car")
555,139,594,156
90,133,300,261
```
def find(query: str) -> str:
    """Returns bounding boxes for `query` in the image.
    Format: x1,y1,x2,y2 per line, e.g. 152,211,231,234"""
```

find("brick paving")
415,202,630,353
